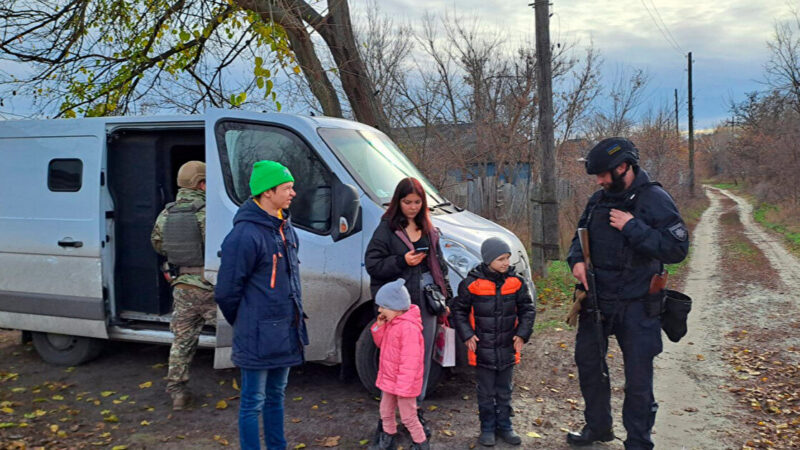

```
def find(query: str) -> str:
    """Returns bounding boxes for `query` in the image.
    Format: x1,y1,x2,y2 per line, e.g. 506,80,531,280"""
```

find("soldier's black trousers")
575,299,662,450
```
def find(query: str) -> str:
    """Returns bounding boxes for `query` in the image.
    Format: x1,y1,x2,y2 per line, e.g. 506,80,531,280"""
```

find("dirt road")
2,186,798,449
654,187,800,449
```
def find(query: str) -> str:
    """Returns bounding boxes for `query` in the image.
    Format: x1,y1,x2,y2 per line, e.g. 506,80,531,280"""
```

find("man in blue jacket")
215,160,308,450
565,138,689,450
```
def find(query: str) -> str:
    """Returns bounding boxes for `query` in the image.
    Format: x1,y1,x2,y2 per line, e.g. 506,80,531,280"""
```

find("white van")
0,109,532,393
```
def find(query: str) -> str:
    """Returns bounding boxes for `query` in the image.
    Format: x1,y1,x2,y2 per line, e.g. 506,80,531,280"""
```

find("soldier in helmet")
565,138,689,449
150,160,214,410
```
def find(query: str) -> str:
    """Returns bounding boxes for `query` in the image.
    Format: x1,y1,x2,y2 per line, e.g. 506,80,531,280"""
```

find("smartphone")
414,246,429,254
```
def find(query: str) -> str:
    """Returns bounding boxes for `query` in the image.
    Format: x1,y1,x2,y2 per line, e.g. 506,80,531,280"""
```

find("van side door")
0,121,108,338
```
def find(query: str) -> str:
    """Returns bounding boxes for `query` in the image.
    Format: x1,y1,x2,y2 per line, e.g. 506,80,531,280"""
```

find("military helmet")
177,161,206,188
584,137,640,175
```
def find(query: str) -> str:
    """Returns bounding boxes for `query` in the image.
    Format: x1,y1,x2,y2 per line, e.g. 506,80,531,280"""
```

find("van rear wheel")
354,320,443,398
31,332,103,366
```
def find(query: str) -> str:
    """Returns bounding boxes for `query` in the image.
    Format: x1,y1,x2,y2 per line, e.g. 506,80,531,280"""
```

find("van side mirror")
331,182,361,242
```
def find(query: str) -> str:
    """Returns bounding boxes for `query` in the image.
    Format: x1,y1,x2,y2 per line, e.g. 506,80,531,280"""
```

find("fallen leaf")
427,405,437,411
291,418,302,423
112,446,128,450
119,395,129,401
294,444,306,449
359,439,369,445
100,410,111,416
216,400,228,410
696,354,705,361
104,415,119,423
293,397,303,401
317,435,341,447
138,381,152,389
232,378,240,391
65,367,75,373
311,405,319,410
151,363,166,369
140,420,151,426
50,424,59,433
112,400,122,404
441,429,455,436
0,407,13,414
527,431,542,438
57,430,67,438
11,388,26,393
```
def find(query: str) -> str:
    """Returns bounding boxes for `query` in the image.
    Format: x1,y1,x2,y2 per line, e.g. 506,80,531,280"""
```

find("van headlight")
441,238,480,279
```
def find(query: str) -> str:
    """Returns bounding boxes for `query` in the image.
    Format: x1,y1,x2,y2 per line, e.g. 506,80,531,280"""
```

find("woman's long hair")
383,177,433,234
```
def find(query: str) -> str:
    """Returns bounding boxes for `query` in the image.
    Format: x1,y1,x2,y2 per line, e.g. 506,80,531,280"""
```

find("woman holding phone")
365,177,452,437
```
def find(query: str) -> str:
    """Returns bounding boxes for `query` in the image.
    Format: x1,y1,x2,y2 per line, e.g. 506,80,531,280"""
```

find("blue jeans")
239,367,291,450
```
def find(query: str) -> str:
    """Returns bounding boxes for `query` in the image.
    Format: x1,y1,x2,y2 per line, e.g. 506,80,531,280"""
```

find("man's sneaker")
566,426,615,446
417,408,431,438
478,430,496,447
496,429,522,445
171,391,191,410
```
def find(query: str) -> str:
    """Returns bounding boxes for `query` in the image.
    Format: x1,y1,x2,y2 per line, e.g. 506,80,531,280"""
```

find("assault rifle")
577,228,608,379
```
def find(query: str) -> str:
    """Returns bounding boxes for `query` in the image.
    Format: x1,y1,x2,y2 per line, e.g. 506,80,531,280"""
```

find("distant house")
393,122,531,185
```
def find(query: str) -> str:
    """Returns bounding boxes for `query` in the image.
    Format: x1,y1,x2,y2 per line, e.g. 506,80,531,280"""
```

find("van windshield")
318,128,444,204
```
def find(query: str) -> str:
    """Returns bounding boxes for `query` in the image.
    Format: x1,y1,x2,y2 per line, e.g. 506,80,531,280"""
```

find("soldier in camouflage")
150,160,215,410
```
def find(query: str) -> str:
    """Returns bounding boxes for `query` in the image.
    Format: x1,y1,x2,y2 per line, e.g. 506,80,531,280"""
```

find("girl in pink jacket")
370,278,429,450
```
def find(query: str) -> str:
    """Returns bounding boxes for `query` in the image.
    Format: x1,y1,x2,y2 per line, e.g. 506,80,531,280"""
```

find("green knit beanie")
249,160,294,196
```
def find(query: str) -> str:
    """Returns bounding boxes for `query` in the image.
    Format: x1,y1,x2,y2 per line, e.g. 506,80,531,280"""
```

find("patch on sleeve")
668,223,688,241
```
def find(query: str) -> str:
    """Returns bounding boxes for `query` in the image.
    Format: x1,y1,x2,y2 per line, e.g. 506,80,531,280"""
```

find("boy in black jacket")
451,237,536,447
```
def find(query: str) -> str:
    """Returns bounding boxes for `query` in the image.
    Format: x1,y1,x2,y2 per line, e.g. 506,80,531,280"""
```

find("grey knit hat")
375,278,411,311
481,237,512,265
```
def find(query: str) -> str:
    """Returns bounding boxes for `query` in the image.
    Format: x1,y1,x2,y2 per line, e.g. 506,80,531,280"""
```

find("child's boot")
409,440,430,450
369,430,397,450
478,405,497,446
417,408,431,438
496,429,522,445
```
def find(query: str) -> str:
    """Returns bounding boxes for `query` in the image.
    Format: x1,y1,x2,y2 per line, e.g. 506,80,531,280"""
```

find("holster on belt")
565,286,587,328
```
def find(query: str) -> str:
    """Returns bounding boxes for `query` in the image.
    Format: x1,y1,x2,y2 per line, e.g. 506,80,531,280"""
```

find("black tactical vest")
162,200,205,267
586,182,661,299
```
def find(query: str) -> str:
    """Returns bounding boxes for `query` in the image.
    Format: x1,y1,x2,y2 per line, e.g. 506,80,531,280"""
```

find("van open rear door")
0,120,108,339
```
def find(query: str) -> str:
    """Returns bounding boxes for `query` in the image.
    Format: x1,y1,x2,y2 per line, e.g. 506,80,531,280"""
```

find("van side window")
48,159,83,192
216,122,333,234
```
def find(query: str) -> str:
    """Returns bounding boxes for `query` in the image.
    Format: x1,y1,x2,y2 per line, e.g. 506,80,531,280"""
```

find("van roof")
0,109,377,137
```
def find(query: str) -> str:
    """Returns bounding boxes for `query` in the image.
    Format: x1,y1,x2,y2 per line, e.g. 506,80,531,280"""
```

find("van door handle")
58,240,84,248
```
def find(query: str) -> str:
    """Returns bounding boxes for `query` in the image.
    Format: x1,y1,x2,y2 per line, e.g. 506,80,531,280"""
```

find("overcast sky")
0,1,795,129
375,0,796,130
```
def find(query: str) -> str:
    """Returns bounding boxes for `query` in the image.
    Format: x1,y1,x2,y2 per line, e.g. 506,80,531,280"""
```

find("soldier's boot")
566,426,615,446
171,391,191,411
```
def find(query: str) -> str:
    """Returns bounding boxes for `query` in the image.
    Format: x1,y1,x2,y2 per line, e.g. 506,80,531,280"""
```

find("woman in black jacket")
365,178,452,430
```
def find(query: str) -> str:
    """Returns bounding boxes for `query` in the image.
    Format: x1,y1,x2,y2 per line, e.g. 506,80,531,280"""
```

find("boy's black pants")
476,365,514,432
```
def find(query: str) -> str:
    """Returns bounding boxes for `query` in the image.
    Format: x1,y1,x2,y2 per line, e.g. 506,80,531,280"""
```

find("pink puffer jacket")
371,304,425,398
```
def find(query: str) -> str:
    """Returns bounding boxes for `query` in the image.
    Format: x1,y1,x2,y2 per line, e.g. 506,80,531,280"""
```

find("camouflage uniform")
151,187,215,398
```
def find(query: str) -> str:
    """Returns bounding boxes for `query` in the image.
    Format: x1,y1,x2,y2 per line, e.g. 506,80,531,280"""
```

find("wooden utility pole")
687,52,695,196
674,88,680,139
529,0,559,277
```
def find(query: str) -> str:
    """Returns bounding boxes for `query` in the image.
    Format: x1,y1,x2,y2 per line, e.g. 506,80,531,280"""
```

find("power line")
639,0,684,56
646,0,684,53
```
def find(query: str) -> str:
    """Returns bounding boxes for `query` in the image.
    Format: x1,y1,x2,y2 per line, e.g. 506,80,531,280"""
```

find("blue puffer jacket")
215,199,308,370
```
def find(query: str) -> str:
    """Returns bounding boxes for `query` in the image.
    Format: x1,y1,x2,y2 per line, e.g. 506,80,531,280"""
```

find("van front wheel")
354,320,443,398
31,332,103,366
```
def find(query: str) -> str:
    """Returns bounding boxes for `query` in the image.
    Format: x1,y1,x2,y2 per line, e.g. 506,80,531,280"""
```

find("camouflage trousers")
166,284,216,396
